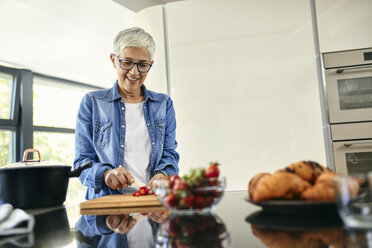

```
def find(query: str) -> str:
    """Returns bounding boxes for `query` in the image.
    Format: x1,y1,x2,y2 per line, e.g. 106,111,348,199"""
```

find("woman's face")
111,46,153,94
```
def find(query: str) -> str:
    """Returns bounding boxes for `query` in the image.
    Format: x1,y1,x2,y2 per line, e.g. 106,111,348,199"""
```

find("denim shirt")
74,81,179,200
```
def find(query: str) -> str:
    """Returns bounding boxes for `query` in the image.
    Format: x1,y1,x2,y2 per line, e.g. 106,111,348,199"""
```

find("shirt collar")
110,81,161,102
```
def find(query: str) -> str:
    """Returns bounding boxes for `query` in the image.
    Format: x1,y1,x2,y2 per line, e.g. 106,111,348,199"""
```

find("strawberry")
139,186,148,195
179,195,194,208
168,174,181,188
205,162,219,178
173,178,188,195
204,195,215,207
163,194,177,207
193,195,206,209
132,191,141,197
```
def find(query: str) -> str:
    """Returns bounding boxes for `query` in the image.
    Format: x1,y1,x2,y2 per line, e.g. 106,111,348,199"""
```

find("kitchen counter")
1,191,371,247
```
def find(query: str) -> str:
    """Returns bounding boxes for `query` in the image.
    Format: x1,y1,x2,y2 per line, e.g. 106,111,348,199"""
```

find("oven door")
333,140,372,175
325,66,372,123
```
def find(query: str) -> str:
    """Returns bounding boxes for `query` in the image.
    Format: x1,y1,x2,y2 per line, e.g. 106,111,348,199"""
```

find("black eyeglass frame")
114,54,153,73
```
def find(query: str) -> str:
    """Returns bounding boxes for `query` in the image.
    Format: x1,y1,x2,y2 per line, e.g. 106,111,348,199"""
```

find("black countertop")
1,191,371,248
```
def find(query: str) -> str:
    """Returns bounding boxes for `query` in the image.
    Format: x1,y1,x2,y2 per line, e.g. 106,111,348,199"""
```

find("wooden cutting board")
80,206,167,215
79,194,162,209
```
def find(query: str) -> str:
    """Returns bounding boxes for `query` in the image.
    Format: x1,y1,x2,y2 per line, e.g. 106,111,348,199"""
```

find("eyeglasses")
114,54,152,73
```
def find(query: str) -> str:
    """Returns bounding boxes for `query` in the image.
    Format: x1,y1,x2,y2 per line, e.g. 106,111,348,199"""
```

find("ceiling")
0,0,136,86
0,0,186,86
112,0,185,12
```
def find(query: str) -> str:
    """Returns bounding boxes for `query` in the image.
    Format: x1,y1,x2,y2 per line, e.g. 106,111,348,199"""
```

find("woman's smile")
112,46,153,101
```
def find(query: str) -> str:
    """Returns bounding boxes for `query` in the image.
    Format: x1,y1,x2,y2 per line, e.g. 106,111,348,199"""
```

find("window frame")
0,66,21,163
0,65,103,162
0,66,21,127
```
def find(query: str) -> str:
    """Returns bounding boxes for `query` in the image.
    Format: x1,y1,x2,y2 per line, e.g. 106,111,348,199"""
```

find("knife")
128,180,146,188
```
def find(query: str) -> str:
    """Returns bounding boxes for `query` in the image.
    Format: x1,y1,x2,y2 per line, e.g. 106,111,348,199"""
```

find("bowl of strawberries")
153,162,226,215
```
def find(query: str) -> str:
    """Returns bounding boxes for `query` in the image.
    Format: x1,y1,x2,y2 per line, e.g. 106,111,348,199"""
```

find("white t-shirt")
122,101,151,193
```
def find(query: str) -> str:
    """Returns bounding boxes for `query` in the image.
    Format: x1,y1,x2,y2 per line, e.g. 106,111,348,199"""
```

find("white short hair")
113,27,155,60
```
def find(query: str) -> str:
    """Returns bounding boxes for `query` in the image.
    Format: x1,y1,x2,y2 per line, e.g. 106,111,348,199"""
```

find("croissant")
278,160,329,184
249,171,311,203
301,172,360,201
248,172,271,201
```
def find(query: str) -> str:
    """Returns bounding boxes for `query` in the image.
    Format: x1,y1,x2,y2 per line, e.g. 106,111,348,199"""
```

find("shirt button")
121,145,124,148
147,123,150,126
152,142,155,145
122,125,125,128
144,106,146,109
121,107,124,110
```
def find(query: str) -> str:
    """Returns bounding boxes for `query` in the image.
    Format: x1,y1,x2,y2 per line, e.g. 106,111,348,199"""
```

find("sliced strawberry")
139,186,148,195
132,191,141,197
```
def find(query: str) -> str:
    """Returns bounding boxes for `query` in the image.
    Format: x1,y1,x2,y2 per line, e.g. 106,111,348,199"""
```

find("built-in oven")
323,48,372,175
331,122,372,175
323,47,372,124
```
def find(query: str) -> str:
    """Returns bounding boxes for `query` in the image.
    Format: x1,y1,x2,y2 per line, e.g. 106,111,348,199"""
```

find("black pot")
0,149,92,209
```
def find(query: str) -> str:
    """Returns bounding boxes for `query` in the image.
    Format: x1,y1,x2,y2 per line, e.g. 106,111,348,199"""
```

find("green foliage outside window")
0,131,10,166
0,75,10,119
0,74,11,166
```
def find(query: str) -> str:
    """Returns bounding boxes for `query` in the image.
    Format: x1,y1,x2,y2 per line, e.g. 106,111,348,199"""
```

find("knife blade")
128,180,146,188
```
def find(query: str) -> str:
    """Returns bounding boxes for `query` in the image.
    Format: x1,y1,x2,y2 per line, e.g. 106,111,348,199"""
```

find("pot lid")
0,149,70,170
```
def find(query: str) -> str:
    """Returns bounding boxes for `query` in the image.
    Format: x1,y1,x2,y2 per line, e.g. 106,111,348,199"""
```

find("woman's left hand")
148,211,170,223
146,173,166,194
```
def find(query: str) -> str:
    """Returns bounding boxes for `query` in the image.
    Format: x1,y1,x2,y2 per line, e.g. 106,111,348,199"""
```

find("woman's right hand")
104,166,135,190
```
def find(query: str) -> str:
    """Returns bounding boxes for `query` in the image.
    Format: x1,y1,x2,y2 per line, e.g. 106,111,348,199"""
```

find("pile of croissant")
248,160,360,202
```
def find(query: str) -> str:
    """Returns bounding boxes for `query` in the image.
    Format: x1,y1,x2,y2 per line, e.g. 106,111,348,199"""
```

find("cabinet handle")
344,141,372,147
336,65,372,74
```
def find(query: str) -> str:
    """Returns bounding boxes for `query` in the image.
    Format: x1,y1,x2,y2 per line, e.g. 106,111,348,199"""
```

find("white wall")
135,0,325,190
134,0,372,191
168,0,325,190
316,0,372,52
133,6,168,94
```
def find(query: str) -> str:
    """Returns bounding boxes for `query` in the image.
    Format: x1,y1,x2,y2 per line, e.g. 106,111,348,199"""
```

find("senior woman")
74,27,179,200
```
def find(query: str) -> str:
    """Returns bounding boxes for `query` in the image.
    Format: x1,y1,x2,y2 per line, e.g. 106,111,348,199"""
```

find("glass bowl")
156,213,231,247
153,176,226,215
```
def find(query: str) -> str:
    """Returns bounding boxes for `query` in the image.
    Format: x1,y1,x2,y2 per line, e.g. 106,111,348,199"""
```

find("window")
0,69,18,165
33,131,83,206
0,72,13,119
33,132,75,164
0,65,102,204
32,75,100,205
0,130,15,165
33,76,93,129
32,75,98,159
